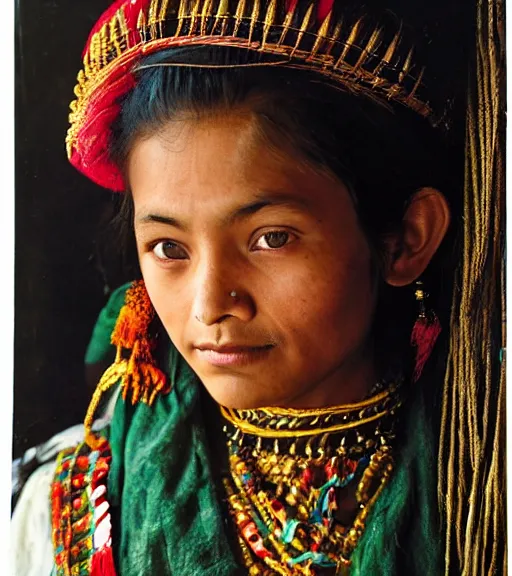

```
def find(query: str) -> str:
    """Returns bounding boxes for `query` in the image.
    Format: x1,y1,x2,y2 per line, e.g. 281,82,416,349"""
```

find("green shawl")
90,284,442,575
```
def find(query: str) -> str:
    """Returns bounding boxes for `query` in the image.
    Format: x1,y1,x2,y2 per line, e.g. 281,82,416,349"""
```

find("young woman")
15,0,506,574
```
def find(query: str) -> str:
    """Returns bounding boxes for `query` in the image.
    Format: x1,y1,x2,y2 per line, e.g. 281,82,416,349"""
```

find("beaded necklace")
220,381,402,575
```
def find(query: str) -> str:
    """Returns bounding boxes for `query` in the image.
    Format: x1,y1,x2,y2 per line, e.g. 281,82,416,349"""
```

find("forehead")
127,112,347,218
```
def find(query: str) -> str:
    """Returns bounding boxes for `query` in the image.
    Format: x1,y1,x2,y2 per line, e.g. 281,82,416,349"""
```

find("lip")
194,344,274,367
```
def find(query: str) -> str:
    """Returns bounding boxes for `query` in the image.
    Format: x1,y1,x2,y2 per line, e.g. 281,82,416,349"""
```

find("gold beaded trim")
68,0,433,160
220,381,401,439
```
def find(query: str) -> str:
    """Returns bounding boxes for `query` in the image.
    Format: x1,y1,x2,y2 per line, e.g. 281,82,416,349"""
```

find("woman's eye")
152,241,188,260
254,231,294,250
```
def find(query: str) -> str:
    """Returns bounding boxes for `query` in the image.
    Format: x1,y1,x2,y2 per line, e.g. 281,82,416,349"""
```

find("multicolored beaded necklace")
220,380,402,575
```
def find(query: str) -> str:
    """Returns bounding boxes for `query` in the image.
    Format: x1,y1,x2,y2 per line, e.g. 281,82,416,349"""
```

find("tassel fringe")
411,313,442,382
85,280,170,449
91,547,117,576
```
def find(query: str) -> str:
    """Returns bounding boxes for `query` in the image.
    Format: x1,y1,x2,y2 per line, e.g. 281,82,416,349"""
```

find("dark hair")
101,45,463,386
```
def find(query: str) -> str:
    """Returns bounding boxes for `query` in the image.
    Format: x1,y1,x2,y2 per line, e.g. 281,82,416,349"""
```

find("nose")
191,255,255,326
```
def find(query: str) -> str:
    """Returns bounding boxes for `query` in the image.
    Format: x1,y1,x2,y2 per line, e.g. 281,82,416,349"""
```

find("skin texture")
129,111,450,410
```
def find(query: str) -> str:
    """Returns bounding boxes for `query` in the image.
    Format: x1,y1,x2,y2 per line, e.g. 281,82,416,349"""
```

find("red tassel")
411,313,442,382
91,547,117,576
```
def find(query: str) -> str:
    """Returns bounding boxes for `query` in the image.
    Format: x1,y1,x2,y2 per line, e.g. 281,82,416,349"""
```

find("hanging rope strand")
438,0,506,574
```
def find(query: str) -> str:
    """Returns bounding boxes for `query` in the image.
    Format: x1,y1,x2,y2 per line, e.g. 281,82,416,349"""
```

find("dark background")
14,1,118,459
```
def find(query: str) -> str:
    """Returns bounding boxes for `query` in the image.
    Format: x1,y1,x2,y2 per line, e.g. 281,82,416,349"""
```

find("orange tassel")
109,280,170,404
85,280,170,449
111,280,153,348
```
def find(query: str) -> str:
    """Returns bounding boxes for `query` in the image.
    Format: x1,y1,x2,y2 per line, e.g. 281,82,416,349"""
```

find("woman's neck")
281,342,377,409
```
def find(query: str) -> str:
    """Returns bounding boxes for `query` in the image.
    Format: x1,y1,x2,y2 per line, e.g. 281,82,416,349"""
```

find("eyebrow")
136,193,311,231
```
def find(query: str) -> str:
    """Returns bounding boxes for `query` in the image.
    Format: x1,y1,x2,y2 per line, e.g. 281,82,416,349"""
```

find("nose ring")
195,290,238,323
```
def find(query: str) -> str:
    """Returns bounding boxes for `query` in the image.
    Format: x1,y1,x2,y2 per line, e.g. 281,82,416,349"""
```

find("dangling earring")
84,280,170,448
410,280,442,382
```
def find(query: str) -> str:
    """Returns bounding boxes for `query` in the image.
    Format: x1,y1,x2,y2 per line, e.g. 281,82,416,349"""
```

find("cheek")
271,243,376,354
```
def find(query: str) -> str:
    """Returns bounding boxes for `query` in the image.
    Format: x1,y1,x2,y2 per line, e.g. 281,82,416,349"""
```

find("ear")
383,187,451,287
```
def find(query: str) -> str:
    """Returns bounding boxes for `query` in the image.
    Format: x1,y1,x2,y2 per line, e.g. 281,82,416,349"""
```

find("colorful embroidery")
51,437,116,576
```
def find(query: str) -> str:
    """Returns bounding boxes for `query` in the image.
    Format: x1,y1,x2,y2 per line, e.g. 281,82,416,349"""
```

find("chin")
199,374,288,410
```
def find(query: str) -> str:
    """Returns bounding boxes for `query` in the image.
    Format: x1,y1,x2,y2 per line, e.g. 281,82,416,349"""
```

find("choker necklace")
220,380,402,575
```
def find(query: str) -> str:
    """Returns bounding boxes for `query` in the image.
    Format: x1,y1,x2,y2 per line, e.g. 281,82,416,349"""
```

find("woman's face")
129,111,377,409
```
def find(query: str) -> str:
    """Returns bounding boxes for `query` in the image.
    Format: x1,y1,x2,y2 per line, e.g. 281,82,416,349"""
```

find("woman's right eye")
152,241,188,261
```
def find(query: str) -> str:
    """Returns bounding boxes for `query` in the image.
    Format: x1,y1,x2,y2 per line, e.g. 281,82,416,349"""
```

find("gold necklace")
221,380,401,575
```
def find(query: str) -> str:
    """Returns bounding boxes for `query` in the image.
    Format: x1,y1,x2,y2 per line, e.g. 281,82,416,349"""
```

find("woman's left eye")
253,231,295,250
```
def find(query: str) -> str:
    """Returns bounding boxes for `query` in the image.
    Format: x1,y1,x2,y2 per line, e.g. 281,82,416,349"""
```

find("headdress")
65,0,506,574
66,0,465,191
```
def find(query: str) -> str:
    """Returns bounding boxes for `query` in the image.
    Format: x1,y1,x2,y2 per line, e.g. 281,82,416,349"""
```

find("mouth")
194,344,274,367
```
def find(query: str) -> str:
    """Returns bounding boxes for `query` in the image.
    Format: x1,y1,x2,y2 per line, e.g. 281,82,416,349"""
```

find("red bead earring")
410,280,442,382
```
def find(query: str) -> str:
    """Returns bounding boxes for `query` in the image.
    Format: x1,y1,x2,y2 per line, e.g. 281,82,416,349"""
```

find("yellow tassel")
84,281,170,449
